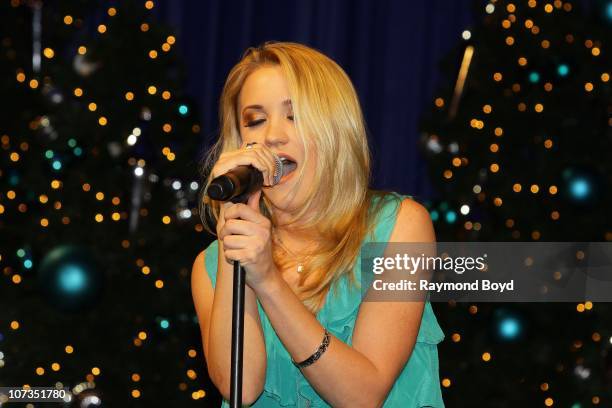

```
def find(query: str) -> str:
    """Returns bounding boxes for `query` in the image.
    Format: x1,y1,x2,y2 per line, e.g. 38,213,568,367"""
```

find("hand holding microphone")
207,142,288,203
207,142,288,407
209,141,284,290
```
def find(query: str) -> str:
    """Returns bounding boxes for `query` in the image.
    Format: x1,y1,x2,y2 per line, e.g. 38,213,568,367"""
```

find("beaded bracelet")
292,329,331,368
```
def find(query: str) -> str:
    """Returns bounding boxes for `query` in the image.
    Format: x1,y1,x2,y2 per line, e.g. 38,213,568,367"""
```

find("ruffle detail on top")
205,192,445,407
254,300,302,407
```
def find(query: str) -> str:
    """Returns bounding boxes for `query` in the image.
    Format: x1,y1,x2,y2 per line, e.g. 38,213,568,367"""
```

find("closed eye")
244,116,294,128
244,119,265,128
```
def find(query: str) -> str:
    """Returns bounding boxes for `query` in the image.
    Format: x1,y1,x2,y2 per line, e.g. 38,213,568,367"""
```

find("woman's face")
237,66,315,215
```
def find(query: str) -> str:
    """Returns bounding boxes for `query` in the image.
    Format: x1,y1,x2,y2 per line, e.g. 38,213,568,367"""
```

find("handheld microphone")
207,156,287,202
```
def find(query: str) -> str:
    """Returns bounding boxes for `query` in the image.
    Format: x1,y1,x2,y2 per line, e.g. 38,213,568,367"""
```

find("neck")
271,217,321,255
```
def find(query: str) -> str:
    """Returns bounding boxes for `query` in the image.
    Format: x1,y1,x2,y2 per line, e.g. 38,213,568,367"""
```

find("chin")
264,187,301,212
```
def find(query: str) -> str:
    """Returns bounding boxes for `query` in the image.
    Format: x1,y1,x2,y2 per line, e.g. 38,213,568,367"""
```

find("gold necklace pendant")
273,231,306,273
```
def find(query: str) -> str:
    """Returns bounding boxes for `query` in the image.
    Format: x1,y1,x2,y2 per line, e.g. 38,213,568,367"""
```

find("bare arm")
191,245,267,404
252,198,435,407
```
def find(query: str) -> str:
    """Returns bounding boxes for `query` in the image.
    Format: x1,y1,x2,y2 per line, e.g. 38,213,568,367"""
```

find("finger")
212,150,268,180
247,190,262,212
255,146,278,186
224,249,246,264
218,202,231,221
221,234,251,250
251,149,273,186
224,202,267,224
219,218,257,240
219,201,231,215
216,202,231,234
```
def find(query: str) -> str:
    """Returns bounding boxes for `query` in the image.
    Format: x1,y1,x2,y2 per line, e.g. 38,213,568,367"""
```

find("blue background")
155,0,476,200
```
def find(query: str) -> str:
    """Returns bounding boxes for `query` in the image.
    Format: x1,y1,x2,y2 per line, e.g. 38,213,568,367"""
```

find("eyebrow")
241,99,292,115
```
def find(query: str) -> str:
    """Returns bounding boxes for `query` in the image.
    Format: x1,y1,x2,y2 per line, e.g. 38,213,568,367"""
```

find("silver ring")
245,142,257,150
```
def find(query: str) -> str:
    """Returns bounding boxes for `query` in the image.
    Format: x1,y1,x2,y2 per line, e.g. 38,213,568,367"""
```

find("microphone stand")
228,193,250,408
230,259,246,408
208,160,281,407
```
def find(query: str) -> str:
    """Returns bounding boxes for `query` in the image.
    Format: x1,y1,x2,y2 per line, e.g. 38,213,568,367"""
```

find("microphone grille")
273,155,284,185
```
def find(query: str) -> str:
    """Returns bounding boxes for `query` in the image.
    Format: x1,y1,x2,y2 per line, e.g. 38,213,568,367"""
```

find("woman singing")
191,41,444,407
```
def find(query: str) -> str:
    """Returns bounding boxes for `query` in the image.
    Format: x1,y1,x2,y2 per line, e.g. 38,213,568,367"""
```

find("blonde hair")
199,41,393,314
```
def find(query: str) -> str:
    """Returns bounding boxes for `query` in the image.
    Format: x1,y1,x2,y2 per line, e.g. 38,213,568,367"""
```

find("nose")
263,115,289,147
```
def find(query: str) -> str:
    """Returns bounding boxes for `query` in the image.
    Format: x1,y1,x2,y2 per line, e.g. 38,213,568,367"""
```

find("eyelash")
244,116,294,128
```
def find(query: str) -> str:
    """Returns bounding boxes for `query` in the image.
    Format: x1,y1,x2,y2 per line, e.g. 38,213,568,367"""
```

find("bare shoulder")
389,197,435,243
191,249,209,289
350,197,434,393
191,249,215,356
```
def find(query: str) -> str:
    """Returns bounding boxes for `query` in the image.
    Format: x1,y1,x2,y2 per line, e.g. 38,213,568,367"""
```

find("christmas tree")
0,0,217,405
420,0,611,406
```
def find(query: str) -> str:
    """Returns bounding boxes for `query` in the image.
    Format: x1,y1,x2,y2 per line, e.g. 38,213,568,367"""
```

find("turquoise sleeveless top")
204,192,445,407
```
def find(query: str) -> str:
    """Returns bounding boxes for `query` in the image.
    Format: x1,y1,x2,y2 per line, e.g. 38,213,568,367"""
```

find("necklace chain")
272,230,309,273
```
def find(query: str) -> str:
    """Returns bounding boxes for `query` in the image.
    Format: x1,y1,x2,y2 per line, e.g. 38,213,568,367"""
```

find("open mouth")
280,157,297,174
278,156,297,182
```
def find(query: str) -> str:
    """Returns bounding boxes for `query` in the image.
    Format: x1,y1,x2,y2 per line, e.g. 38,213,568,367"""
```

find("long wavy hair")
198,41,394,314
